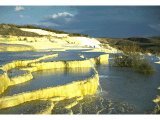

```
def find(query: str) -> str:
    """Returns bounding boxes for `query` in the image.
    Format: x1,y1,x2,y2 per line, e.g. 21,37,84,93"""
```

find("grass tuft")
113,44,155,75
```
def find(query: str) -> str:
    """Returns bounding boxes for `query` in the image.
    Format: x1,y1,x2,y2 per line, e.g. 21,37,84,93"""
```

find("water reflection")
0,68,94,97
97,55,160,113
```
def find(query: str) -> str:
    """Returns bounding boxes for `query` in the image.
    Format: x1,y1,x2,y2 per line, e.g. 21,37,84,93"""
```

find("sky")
0,6,160,38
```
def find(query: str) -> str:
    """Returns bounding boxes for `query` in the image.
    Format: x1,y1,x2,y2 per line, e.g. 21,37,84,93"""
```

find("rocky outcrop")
89,54,109,65
0,100,54,114
0,71,10,94
9,71,33,86
0,73,99,109
0,43,34,52
0,50,110,113
0,54,58,94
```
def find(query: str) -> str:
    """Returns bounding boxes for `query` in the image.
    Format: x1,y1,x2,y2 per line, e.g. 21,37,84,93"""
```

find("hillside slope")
0,24,102,51
98,37,160,55
0,24,40,37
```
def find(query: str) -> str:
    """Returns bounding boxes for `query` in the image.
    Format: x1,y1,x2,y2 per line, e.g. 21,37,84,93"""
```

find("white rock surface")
69,37,101,48
20,28,68,38
20,28,101,48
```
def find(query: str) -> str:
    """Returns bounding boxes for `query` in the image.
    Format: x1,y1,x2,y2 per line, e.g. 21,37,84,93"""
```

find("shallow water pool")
0,68,95,97
97,55,160,113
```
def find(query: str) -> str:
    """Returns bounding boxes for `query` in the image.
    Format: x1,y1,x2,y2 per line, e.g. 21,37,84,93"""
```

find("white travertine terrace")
0,27,112,114
20,28,69,37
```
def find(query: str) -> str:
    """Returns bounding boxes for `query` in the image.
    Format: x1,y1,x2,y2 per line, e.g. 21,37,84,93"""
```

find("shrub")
113,45,155,75
113,55,132,67
152,103,160,114
133,59,155,75
69,33,89,37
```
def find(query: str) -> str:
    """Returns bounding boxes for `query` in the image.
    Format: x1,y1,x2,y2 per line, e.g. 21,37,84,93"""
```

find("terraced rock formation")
0,51,109,114
0,24,114,114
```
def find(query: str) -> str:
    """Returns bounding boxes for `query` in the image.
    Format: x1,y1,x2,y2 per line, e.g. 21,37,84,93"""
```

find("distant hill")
98,37,160,55
126,37,151,43
0,24,89,37
0,24,41,37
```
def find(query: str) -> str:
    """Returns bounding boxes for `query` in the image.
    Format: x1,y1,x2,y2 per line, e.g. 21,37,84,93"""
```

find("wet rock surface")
8,68,28,78
52,94,135,114
0,49,159,114
0,100,52,114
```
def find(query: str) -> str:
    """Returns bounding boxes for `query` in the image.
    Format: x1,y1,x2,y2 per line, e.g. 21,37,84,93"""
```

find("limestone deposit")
89,54,109,65
0,43,34,52
0,53,58,94
0,73,99,109
153,96,160,103
0,100,54,114
0,51,108,95
0,72,10,94
155,61,160,64
0,25,112,114
9,71,33,86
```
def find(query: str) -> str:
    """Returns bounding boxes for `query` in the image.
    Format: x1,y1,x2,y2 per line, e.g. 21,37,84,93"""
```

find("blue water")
0,51,54,66
0,50,160,114
0,68,95,97
97,54,160,113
